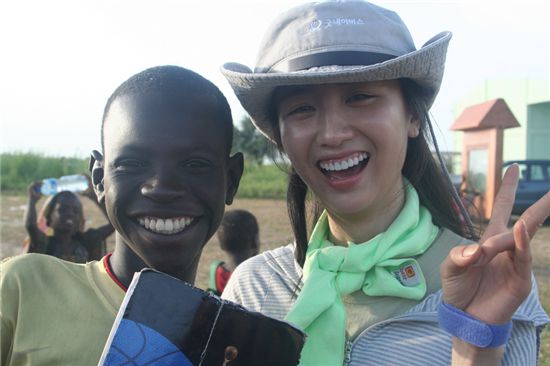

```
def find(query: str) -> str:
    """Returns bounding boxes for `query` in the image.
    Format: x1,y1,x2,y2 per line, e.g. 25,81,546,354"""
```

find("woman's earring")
409,127,420,138
408,120,420,138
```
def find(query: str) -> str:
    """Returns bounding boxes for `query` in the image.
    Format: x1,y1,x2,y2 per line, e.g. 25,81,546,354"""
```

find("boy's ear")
225,152,244,205
89,150,106,203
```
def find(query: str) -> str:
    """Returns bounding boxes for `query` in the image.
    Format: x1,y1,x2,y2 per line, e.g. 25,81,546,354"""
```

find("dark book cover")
98,269,305,366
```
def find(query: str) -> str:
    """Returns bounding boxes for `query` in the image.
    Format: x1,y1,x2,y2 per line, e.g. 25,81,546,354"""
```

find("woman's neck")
327,184,406,245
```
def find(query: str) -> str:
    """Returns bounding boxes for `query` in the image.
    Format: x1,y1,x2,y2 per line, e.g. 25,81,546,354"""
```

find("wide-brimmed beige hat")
221,0,451,142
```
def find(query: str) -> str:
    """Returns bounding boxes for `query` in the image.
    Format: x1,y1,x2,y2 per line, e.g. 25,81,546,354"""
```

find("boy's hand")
28,181,43,201
441,164,550,325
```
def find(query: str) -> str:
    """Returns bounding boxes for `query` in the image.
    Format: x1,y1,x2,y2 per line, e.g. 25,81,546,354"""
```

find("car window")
502,161,550,181
517,163,528,181
531,165,543,180
530,163,550,181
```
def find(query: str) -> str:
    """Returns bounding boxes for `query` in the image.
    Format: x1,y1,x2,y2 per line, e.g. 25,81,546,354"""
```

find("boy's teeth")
156,220,164,232
319,152,369,172
137,216,193,235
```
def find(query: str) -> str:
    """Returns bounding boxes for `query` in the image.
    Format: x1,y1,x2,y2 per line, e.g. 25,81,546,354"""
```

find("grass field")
1,194,549,362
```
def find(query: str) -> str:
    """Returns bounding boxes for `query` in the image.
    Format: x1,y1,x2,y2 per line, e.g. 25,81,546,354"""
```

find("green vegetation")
230,116,288,198
236,162,288,199
232,116,270,166
1,152,289,199
1,153,89,192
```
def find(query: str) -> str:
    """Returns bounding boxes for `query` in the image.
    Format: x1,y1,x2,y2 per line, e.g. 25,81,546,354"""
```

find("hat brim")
221,31,451,142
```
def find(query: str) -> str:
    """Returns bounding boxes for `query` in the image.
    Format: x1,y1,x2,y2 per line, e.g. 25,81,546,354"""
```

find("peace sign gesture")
440,164,550,362
442,164,549,323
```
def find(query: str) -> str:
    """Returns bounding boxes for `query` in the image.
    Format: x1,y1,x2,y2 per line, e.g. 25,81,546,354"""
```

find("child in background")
209,209,260,295
23,175,114,262
1,65,243,365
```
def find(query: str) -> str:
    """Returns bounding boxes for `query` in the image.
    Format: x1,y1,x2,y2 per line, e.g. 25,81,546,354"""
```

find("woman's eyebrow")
274,85,311,104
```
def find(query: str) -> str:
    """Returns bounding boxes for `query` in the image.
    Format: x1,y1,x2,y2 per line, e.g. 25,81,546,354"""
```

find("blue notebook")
98,269,305,366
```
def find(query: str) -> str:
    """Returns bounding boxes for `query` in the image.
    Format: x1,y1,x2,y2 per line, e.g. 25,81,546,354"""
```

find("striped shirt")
222,230,549,365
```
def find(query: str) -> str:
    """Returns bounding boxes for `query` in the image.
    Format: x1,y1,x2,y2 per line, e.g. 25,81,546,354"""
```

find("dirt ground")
0,195,294,289
2,194,549,361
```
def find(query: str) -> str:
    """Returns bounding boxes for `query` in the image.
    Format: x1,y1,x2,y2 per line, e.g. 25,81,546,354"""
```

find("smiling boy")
0,65,243,365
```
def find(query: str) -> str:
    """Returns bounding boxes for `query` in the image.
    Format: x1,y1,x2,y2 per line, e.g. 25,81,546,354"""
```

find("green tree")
233,116,269,165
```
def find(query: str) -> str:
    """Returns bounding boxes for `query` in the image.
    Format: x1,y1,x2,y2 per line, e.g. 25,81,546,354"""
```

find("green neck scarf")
285,181,439,366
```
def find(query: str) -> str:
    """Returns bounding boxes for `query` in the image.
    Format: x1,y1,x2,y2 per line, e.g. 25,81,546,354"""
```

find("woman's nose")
316,107,354,147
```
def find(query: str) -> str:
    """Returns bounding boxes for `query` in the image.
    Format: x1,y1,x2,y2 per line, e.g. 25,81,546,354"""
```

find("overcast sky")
1,0,548,157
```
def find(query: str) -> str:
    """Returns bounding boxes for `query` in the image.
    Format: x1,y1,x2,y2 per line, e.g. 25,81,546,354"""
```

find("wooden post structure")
451,99,520,220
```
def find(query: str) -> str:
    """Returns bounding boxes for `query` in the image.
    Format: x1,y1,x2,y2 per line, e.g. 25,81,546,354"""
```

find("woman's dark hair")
269,78,478,267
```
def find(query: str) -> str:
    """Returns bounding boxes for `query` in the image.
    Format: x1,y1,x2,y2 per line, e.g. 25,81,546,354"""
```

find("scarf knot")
286,180,439,366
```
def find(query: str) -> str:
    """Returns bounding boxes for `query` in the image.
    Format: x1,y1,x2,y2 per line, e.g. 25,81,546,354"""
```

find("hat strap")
278,51,396,72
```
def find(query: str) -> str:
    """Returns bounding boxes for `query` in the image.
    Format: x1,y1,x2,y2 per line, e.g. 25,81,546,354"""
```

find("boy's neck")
109,237,199,288
109,244,148,289
52,230,76,250
224,258,238,272
226,251,249,271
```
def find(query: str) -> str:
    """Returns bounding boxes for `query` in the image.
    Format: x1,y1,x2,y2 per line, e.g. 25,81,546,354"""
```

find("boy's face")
97,92,242,275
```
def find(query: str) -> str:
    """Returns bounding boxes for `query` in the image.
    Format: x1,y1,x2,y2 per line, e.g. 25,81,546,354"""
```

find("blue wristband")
438,303,513,348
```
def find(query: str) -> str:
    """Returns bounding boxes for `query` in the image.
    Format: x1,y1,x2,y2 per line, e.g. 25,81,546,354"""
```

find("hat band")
279,51,397,72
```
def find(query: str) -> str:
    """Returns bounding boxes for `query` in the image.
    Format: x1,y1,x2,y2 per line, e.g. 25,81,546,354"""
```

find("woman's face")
277,80,419,221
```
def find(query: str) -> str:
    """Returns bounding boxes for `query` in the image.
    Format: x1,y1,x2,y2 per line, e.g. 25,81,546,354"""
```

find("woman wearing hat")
221,1,550,365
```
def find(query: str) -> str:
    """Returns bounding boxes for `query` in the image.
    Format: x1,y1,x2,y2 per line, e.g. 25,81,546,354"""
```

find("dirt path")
0,196,294,289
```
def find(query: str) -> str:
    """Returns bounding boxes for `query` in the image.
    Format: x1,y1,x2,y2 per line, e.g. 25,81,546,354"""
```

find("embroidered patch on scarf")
391,261,421,287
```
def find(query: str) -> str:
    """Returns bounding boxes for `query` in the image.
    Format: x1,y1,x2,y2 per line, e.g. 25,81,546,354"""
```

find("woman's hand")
27,181,43,202
441,164,550,324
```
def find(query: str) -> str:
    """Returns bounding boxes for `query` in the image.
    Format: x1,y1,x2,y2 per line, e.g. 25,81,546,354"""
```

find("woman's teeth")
137,216,193,235
319,152,369,172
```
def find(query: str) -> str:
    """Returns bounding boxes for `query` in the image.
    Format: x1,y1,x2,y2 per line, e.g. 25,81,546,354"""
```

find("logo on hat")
307,18,366,33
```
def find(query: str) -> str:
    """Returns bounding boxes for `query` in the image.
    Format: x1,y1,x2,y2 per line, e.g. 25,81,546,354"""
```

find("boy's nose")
141,169,186,202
